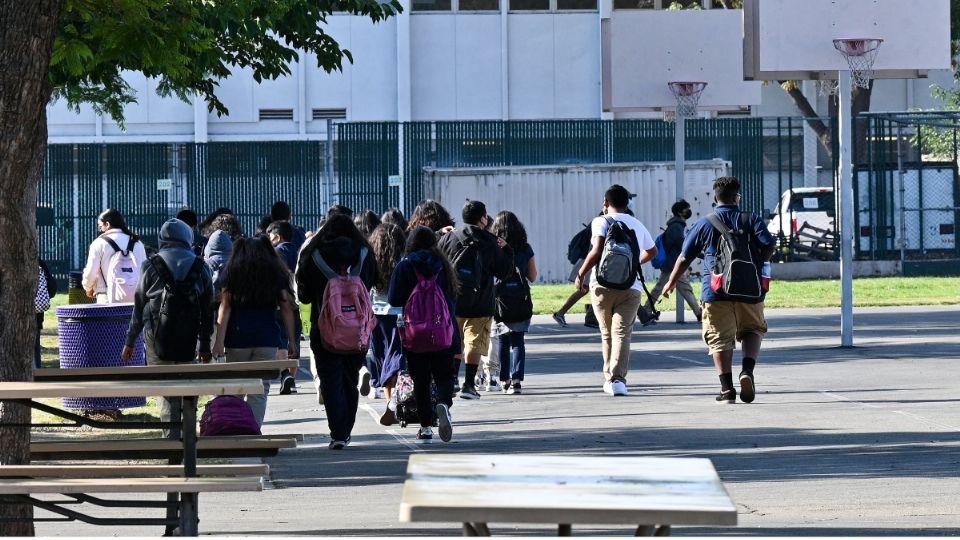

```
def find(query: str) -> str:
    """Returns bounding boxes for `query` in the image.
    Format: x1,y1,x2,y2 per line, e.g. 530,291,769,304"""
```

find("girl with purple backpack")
387,226,459,443
295,214,378,450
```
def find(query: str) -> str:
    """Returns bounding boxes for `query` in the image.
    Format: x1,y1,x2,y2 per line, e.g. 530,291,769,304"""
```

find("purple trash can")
56,303,146,410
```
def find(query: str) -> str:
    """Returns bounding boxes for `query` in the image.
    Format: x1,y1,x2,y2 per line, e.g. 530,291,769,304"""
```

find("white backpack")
101,236,140,303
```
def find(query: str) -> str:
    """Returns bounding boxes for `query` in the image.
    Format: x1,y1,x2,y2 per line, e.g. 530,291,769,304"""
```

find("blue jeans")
496,331,526,382
313,340,362,442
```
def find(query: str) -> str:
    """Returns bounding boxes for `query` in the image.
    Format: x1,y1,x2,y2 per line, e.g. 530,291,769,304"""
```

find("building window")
557,0,596,9
460,0,499,10
411,0,452,11
613,0,655,7
511,0,548,9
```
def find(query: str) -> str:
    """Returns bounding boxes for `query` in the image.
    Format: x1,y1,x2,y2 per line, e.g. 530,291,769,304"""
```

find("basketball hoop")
817,79,839,97
834,38,883,89
667,81,707,121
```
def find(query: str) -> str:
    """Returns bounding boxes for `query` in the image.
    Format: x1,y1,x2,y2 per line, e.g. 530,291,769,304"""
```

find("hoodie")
387,249,460,355
661,216,688,272
203,229,233,293
437,224,514,318
295,235,378,335
125,219,214,355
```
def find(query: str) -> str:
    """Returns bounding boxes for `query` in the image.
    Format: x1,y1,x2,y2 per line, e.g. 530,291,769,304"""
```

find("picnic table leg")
165,397,184,536
179,395,199,536
635,525,671,536
462,522,490,536
558,524,572,536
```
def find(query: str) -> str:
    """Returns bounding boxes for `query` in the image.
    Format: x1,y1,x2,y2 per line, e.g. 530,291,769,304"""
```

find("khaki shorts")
702,301,768,354
457,316,492,356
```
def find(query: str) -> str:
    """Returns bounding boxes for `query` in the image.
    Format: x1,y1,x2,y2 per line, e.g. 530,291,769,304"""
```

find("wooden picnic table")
0,378,264,536
33,359,298,382
398,454,737,536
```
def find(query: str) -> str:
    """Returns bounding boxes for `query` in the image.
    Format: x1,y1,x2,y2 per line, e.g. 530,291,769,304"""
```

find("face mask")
682,209,692,220
627,197,635,213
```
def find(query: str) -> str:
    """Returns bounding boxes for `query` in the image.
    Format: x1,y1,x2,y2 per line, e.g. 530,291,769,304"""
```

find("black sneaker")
739,372,756,403
417,427,434,442
329,439,347,450
459,385,481,400
716,389,736,404
435,404,453,442
507,382,521,395
279,373,296,395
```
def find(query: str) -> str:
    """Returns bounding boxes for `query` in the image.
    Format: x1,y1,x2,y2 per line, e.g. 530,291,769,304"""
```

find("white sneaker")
486,379,502,392
358,366,371,397
611,380,628,396
474,367,488,389
314,376,324,404
602,381,614,395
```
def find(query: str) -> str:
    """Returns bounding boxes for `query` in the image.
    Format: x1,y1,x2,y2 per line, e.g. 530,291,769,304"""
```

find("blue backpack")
650,233,667,270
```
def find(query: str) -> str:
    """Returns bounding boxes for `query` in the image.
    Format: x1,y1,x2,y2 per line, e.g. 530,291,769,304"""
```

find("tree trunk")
0,1,64,535
852,81,874,164
780,82,835,161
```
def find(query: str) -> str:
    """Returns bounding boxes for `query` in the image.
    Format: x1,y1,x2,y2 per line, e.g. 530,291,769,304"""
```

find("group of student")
65,174,774,449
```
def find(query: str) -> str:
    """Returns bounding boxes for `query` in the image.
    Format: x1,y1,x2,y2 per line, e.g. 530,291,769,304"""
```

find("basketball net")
666,81,707,122
834,38,883,89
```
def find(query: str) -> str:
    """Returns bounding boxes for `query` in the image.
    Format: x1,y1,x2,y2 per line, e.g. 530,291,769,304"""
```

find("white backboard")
744,0,951,81
602,10,762,112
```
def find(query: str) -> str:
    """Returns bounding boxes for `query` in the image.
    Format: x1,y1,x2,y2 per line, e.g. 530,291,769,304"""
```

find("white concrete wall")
45,10,957,142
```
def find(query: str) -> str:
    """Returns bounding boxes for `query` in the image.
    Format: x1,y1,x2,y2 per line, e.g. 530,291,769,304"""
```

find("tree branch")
780,81,834,160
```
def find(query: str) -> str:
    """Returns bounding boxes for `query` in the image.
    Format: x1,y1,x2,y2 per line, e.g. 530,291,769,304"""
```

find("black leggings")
406,350,455,428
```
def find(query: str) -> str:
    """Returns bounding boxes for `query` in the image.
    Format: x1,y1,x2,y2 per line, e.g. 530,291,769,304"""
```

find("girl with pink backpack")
387,226,459,443
295,214,379,450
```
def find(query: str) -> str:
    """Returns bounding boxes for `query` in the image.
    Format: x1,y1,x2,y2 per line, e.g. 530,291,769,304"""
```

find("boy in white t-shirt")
574,185,657,396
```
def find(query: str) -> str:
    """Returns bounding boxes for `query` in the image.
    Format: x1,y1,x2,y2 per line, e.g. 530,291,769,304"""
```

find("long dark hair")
380,208,408,231
98,209,139,242
369,224,405,291
407,200,455,232
491,211,528,252
354,210,381,238
405,226,459,296
203,213,244,240
223,236,289,309
303,213,371,257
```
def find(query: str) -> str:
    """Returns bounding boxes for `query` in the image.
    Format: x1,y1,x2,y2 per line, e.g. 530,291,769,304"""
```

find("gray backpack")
595,217,641,290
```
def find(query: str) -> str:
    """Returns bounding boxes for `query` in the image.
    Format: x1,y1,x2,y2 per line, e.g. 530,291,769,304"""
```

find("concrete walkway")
36,306,960,536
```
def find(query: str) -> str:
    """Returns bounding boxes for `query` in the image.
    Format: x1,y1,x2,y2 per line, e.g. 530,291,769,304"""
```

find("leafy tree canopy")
51,0,401,123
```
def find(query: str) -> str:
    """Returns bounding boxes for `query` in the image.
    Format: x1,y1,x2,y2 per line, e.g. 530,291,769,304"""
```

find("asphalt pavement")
36,305,960,536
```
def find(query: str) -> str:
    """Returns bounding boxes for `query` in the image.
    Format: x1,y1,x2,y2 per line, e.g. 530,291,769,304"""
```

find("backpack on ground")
313,248,376,355
199,395,261,436
650,233,667,270
595,217,641,290
451,237,484,307
151,255,206,362
494,265,533,323
394,370,437,428
101,236,140,303
706,213,762,300
566,224,592,265
400,272,454,353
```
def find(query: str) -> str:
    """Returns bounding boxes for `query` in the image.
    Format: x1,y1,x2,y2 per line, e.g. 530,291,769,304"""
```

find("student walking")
271,200,308,251
574,185,657,397
82,209,147,303
663,176,776,404
488,211,536,394
407,199,456,234
438,201,515,400
295,214,378,449
640,199,702,324
388,226,459,442
122,219,214,436
212,237,299,426
267,220,302,393
368,224,407,425
553,214,601,328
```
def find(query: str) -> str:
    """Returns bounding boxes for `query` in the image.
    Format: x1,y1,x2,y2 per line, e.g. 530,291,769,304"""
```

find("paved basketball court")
35,305,960,536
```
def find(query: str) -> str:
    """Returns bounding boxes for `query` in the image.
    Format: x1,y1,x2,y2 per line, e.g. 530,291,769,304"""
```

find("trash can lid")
56,303,135,318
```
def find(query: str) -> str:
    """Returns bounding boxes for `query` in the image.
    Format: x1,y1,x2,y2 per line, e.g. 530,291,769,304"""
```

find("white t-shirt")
589,212,655,292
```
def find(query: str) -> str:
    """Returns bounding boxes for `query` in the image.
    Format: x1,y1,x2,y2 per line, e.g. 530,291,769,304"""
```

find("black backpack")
595,217,642,291
566,224,592,265
451,237,484,308
494,265,533,323
706,213,761,300
151,255,206,362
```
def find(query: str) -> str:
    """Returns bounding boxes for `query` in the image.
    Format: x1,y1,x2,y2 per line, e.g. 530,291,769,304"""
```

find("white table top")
399,454,737,526
0,378,264,399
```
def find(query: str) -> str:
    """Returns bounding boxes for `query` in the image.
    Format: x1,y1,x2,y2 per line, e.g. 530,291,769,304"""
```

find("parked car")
766,187,836,260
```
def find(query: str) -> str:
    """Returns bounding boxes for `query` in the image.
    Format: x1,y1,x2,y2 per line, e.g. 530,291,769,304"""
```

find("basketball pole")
838,70,855,347
674,114,686,324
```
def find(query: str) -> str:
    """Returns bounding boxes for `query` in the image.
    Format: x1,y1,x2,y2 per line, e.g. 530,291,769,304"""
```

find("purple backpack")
199,396,261,436
400,272,454,353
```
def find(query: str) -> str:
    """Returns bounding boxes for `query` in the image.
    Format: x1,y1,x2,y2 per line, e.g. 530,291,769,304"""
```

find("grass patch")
531,276,960,314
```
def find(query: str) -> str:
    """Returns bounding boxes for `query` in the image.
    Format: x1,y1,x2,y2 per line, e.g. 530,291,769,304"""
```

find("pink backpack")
312,248,376,355
400,271,454,353
199,396,261,436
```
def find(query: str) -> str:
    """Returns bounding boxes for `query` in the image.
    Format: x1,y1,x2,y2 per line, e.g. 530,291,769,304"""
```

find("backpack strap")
101,236,125,255
706,213,738,248
350,247,368,278
125,236,137,255
311,246,368,280
151,255,175,288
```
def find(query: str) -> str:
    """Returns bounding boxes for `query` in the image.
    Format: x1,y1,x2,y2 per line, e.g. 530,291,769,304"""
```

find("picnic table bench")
33,359,299,382
0,378,268,535
399,454,737,536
